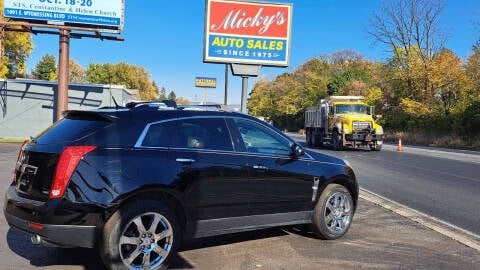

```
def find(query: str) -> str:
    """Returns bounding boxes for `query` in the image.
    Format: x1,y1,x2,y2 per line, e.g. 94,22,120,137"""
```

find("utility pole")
57,29,70,121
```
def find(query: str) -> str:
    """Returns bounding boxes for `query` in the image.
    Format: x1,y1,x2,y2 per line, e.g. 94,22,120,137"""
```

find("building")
0,79,133,139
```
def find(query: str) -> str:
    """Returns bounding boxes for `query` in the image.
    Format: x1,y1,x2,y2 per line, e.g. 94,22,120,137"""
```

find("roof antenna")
111,94,120,110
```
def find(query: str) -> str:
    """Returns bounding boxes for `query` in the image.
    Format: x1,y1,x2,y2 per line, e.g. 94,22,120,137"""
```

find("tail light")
50,146,96,199
13,139,30,183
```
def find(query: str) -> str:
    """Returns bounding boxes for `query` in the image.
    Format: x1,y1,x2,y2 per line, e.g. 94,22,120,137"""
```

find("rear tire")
306,130,312,146
100,200,181,270
310,184,354,240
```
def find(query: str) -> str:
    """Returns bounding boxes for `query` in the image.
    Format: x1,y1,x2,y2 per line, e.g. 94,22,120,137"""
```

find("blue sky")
25,0,480,104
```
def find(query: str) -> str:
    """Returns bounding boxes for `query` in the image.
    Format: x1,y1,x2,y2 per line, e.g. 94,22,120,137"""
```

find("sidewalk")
171,195,479,270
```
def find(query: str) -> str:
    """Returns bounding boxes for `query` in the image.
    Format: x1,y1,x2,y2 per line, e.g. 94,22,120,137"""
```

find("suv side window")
141,121,177,147
233,119,292,156
172,118,233,151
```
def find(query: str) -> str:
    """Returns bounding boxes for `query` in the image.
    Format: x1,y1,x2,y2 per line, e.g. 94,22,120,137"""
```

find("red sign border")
204,0,293,67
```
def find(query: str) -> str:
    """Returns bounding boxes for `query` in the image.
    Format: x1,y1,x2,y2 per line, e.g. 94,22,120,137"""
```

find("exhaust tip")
30,234,42,245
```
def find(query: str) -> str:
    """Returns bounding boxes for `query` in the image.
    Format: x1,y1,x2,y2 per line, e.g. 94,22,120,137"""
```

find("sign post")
195,77,217,105
204,0,292,113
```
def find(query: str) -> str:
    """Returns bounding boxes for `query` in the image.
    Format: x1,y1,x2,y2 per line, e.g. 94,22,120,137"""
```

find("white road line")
360,188,480,251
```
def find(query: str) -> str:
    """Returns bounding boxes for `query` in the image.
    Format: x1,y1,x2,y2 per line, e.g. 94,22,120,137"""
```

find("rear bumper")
4,212,97,248
4,186,99,248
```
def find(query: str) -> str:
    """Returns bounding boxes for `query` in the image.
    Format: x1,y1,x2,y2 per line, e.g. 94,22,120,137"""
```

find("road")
289,133,480,236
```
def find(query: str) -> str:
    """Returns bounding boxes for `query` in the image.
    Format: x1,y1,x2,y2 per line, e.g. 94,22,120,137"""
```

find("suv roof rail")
126,100,177,110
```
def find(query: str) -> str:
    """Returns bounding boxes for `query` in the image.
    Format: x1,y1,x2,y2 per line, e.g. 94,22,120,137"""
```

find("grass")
0,138,26,143
385,131,480,150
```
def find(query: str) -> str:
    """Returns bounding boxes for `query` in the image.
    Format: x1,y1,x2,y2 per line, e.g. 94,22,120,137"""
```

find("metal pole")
224,64,228,106
241,76,248,113
57,29,70,121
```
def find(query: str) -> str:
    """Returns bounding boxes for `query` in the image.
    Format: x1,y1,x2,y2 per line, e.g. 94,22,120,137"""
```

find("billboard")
204,0,292,67
3,0,124,31
195,77,217,88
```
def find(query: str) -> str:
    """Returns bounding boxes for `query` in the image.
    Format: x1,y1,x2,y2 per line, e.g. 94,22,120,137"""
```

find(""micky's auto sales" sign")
204,0,293,67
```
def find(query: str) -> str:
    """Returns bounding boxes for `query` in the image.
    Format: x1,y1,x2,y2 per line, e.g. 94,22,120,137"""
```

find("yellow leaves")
364,87,383,106
430,49,468,91
400,98,431,116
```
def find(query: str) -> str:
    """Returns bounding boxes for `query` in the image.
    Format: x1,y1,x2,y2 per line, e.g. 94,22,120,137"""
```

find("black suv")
4,104,358,270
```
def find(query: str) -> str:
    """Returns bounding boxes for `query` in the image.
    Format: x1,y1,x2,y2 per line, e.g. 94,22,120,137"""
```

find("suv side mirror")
292,144,305,157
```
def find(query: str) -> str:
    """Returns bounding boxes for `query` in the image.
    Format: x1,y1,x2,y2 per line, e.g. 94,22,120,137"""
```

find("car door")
167,117,250,221
230,118,314,216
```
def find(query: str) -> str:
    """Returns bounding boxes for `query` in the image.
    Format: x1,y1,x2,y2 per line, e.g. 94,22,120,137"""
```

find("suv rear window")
35,118,109,144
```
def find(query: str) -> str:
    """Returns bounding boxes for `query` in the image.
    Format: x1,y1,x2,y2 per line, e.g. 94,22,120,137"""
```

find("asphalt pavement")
0,142,479,269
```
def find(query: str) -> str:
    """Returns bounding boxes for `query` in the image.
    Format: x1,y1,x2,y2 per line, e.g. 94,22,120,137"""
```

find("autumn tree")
430,49,468,120
466,40,480,98
86,62,158,100
69,59,86,83
32,54,57,81
368,0,447,102
175,97,190,105
0,0,34,78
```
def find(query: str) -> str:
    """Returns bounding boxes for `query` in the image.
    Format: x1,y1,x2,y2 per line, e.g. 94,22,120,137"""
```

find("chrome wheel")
120,212,174,270
323,192,351,235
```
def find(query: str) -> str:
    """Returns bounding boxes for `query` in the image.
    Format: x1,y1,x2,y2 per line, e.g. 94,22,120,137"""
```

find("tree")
168,91,176,101
368,0,447,102
158,87,167,100
0,0,34,78
85,63,115,84
86,62,158,100
69,59,86,83
466,39,480,97
175,97,190,105
430,49,468,120
32,54,57,81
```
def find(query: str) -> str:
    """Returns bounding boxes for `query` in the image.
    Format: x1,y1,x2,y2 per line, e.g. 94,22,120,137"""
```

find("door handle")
176,158,196,164
253,165,268,170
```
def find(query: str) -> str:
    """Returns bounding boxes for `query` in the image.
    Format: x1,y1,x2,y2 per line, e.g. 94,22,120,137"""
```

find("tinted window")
36,118,109,144
171,118,233,151
141,121,177,147
234,119,292,156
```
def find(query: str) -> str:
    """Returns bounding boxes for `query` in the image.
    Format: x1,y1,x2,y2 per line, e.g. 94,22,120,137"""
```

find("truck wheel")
332,131,343,150
100,200,181,270
370,144,382,151
306,130,312,146
310,184,354,240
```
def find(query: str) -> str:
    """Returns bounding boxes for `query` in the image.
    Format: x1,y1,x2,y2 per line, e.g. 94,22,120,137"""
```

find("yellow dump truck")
305,96,383,151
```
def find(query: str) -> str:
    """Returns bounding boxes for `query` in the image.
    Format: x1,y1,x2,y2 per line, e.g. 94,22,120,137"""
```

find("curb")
360,188,480,251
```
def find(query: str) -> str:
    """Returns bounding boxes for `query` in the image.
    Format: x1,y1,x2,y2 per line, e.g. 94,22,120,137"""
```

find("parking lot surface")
0,143,479,269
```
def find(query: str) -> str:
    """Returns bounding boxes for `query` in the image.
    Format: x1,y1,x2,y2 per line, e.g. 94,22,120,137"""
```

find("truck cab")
305,96,383,151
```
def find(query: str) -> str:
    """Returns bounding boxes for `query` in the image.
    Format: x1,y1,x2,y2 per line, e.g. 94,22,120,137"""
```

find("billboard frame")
3,0,125,32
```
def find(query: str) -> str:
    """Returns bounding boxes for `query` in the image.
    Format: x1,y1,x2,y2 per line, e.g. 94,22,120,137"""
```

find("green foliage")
462,101,480,135
168,91,176,101
0,0,34,78
86,62,158,100
32,54,57,81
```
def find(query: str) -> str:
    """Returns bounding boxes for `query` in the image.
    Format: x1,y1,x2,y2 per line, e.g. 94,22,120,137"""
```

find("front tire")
310,184,354,240
332,131,343,151
370,143,382,151
100,200,181,270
